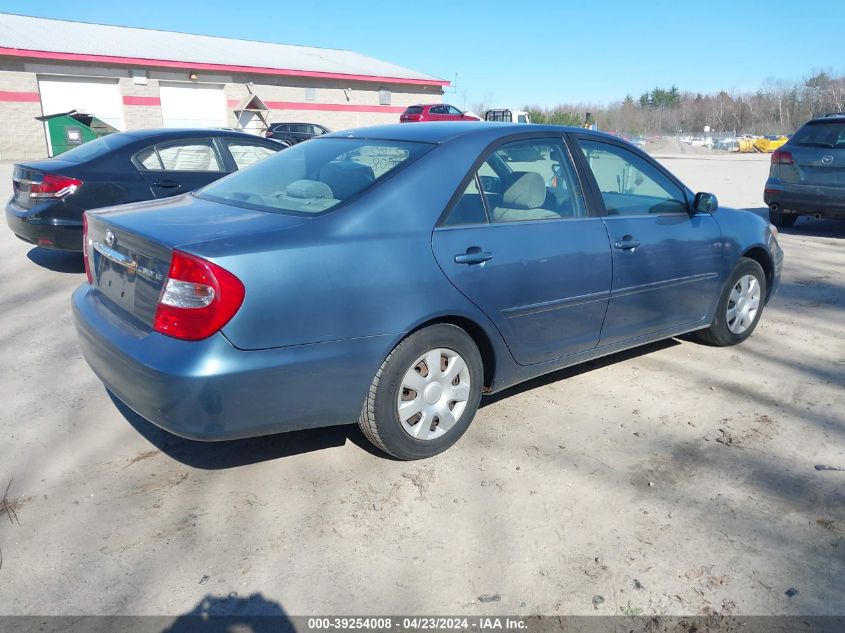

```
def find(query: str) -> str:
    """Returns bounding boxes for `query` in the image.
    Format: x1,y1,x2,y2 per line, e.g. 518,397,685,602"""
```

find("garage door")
38,75,125,131
160,82,227,128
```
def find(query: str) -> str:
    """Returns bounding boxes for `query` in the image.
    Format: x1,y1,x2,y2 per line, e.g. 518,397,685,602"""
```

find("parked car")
6,129,282,252
485,109,531,124
74,122,783,460
400,104,481,123
264,122,330,146
764,114,845,226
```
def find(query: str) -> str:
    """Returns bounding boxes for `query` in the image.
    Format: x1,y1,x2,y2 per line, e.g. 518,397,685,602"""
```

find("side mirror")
693,192,718,214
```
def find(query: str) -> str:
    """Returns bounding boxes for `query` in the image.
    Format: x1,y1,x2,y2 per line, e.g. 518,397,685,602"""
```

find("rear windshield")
196,138,433,216
404,106,423,114
792,121,845,148
56,134,134,162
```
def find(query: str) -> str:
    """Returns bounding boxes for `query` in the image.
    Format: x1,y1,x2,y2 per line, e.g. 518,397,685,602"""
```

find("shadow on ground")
482,338,680,406
163,593,293,632
26,246,85,273
110,340,683,468
109,391,386,468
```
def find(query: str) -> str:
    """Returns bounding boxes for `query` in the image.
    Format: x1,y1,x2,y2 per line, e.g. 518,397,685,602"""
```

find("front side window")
443,137,586,226
447,106,463,116
225,141,279,170
197,138,432,216
579,140,687,215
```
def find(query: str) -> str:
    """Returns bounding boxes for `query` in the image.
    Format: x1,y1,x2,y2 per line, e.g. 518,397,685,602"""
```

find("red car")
400,104,482,123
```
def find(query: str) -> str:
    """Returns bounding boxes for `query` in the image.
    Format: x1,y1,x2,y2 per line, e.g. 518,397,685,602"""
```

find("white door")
37,76,125,131
160,82,227,128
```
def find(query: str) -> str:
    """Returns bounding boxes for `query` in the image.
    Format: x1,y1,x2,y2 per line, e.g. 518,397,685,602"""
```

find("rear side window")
443,137,586,226
56,134,133,163
135,141,224,172
792,121,845,148
197,138,433,216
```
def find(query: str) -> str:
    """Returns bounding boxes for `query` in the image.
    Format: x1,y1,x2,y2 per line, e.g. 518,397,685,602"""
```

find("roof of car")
324,121,610,144
119,128,264,140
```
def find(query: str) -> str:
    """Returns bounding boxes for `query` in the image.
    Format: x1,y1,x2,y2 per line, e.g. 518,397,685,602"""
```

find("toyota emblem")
104,229,116,248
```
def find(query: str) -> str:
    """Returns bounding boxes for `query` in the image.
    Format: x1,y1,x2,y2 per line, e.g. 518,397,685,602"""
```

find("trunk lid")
786,146,845,186
85,193,308,328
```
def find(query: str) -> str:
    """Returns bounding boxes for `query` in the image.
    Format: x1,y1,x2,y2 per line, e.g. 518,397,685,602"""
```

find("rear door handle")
152,180,182,189
614,236,640,250
454,247,493,265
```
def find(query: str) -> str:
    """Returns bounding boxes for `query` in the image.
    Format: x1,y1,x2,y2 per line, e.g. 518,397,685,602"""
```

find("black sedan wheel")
358,324,483,460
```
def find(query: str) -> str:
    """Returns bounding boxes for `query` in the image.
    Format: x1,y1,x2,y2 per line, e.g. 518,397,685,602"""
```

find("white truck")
484,109,531,124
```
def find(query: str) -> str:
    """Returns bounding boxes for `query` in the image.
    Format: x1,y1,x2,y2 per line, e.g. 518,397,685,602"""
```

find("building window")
379,90,391,105
305,87,316,101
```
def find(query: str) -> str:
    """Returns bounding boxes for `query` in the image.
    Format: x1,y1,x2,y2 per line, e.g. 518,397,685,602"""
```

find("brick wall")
0,67,46,160
0,57,445,159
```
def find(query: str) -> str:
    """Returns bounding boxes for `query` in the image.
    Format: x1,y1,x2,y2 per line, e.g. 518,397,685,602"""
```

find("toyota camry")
73,123,783,460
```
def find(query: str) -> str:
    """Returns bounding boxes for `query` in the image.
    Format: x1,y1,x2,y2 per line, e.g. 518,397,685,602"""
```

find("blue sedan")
72,123,783,460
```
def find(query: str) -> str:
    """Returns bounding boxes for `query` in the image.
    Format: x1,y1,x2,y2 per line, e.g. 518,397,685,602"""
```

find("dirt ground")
0,154,843,619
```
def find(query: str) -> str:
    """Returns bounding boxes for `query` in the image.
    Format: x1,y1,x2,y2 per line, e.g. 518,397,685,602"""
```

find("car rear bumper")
72,284,392,441
5,198,83,251
764,181,845,218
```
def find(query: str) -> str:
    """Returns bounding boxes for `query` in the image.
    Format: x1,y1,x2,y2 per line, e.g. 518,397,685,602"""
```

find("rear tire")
358,324,483,460
696,257,767,347
769,208,797,227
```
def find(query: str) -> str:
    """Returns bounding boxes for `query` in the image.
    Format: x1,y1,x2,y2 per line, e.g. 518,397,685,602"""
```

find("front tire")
358,324,483,460
696,257,767,346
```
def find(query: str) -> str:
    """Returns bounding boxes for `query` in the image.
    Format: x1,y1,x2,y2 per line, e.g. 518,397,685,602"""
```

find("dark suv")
264,122,330,146
764,113,845,226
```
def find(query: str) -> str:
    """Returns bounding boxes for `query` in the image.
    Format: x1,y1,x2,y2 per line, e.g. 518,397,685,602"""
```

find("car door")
573,135,723,346
446,105,465,121
135,138,227,198
428,105,449,121
432,136,613,365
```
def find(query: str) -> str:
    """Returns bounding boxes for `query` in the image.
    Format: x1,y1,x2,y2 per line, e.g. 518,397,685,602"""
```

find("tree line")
520,71,845,135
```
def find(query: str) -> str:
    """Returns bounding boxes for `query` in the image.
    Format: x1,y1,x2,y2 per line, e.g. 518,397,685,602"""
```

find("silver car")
764,113,845,226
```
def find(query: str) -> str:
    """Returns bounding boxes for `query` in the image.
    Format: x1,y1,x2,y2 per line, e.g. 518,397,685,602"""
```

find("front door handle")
454,247,493,265
152,180,182,189
614,235,640,250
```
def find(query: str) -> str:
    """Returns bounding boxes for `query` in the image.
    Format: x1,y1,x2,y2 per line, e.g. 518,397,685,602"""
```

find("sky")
2,0,844,109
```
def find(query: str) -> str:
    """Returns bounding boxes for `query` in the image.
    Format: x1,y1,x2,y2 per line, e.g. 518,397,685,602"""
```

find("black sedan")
6,128,282,252
264,122,330,146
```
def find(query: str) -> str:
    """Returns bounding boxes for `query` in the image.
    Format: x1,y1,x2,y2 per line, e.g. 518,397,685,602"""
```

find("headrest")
285,179,333,199
502,172,545,209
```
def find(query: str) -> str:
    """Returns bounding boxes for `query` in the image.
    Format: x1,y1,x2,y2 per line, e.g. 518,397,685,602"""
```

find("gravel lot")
0,153,843,619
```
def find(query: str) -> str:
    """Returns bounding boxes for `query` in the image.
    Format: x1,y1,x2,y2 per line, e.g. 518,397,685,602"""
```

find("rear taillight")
771,149,793,165
25,173,82,198
153,250,245,341
82,213,92,284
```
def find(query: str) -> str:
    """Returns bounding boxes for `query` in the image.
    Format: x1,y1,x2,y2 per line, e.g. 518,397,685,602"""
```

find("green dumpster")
36,110,119,157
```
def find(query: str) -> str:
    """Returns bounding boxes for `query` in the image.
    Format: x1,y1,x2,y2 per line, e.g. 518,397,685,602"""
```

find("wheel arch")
741,246,774,300
405,316,497,391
